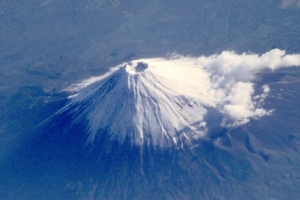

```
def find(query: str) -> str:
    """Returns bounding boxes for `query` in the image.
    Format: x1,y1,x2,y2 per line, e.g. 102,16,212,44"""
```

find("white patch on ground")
85,0,120,9
63,49,300,147
280,0,300,8
40,0,55,7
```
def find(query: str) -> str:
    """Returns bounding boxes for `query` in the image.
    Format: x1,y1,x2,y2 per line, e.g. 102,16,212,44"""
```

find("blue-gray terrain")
1,0,300,199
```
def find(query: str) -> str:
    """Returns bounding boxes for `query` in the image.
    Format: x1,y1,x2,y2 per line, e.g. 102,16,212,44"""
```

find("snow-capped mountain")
60,60,214,148
2,49,300,200
56,49,300,148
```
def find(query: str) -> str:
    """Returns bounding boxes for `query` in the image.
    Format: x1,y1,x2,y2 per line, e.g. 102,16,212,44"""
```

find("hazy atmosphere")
1,1,300,199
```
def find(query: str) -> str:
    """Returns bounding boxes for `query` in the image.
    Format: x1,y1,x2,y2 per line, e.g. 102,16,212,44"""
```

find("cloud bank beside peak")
193,49,300,126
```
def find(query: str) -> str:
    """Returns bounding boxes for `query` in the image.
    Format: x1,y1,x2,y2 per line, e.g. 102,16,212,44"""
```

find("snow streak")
63,49,300,147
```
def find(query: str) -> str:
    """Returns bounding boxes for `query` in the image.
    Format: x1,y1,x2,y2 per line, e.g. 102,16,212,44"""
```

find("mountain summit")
57,50,300,148
61,59,217,148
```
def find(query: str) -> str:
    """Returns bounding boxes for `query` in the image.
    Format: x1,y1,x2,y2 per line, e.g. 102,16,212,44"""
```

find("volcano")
57,49,300,148
60,59,217,148
2,50,300,200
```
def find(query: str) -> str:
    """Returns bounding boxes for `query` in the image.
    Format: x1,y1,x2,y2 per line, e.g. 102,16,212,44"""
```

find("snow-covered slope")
59,49,300,148
62,60,214,147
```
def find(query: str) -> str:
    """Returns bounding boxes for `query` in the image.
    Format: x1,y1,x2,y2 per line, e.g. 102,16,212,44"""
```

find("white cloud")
195,49,300,126
65,49,300,146
220,82,273,126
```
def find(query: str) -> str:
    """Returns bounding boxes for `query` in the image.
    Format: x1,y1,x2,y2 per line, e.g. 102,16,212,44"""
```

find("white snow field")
62,49,300,147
